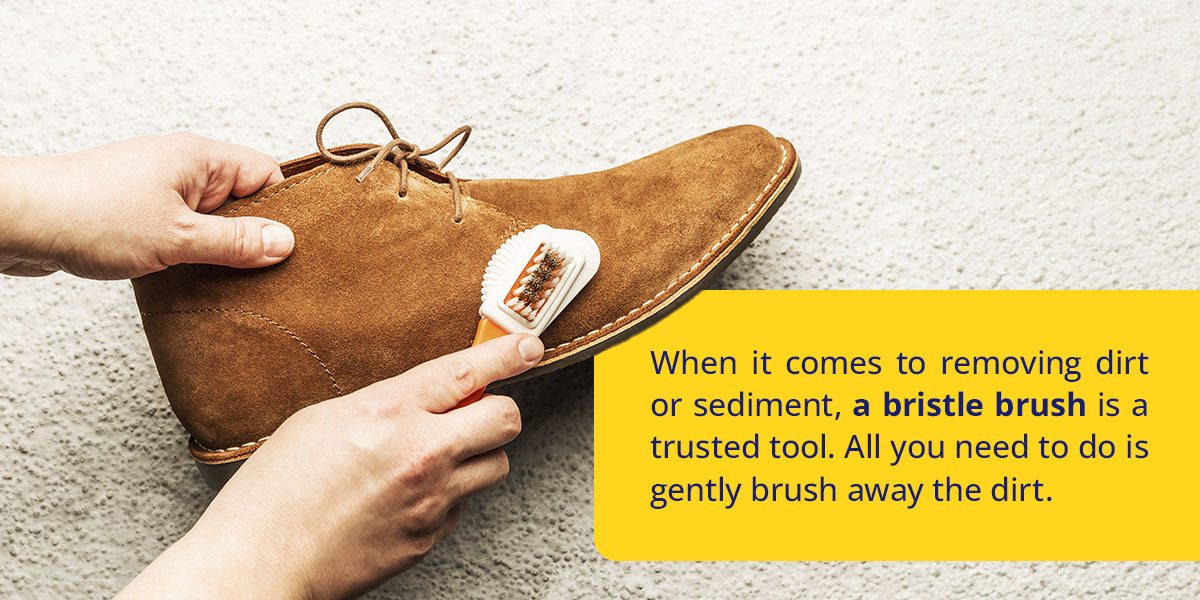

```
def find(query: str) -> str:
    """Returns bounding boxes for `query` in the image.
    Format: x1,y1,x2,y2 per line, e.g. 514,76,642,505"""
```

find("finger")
396,334,543,413
446,448,510,501
193,139,285,213
169,211,294,268
441,394,522,461
264,168,285,187
436,503,464,543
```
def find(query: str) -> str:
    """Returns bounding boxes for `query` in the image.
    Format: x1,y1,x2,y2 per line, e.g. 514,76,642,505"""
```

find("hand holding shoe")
0,132,293,280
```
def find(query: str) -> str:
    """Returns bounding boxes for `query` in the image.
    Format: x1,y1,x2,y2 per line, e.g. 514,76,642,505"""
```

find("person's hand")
117,334,545,599
0,132,292,280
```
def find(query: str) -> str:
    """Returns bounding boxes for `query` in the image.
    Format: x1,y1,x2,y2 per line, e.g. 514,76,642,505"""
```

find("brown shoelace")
316,102,472,222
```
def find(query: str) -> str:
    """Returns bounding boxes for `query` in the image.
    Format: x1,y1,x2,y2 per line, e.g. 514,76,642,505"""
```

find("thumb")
172,212,295,268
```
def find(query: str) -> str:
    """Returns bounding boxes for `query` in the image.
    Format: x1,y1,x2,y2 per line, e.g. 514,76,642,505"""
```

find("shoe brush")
461,224,600,405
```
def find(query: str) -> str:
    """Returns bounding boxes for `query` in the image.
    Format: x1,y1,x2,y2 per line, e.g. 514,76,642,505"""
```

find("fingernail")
262,225,294,259
517,335,544,362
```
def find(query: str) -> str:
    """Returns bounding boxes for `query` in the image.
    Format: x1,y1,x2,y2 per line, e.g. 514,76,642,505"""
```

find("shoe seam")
140,308,344,393
547,140,792,353
462,190,530,229
141,307,343,454
222,165,338,216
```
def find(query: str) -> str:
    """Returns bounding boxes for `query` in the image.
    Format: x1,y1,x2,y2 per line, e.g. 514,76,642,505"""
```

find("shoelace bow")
315,102,472,222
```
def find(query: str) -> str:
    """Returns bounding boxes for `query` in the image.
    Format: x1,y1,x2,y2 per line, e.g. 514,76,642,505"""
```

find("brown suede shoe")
132,103,799,484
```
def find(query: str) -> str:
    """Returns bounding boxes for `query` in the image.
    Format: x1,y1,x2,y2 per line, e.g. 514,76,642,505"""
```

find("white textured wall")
2,1,1198,597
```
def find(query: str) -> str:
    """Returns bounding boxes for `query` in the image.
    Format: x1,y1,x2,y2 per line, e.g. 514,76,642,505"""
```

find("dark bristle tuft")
508,246,567,320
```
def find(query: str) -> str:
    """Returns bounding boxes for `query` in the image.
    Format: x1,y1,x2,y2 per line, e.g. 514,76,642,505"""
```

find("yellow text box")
594,291,1199,560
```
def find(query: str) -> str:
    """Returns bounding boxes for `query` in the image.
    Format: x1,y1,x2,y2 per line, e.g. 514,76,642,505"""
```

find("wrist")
0,155,65,266
118,523,311,600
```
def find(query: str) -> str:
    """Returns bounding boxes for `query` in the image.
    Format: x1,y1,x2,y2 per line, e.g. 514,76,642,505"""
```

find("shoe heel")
195,458,245,491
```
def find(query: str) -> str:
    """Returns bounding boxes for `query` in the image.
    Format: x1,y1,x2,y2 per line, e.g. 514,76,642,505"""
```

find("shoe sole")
194,138,800,489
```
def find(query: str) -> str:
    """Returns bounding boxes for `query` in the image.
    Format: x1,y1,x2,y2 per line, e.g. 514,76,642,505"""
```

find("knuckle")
397,458,430,487
495,398,522,437
407,495,446,536
358,393,397,421
352,379,405,420
225,219,256,263
395,445,443,487
441,355,478,397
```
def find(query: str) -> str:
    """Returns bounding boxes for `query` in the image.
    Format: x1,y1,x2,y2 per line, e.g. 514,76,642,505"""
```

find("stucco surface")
2,1,1198,597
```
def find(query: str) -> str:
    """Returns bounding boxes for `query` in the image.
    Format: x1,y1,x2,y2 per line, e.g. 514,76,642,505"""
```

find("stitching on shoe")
223,165,337,216
192,435,271,454
408,169,527,228
465,194,529,229
548,141,792,352
139,307,344,396
460,181,531,229
500,221,516,242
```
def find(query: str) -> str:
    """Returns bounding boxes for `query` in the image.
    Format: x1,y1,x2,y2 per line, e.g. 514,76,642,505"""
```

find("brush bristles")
504,243,569,322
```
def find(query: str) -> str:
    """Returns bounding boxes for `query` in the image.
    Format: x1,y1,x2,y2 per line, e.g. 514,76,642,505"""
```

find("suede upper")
132,124,798,463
